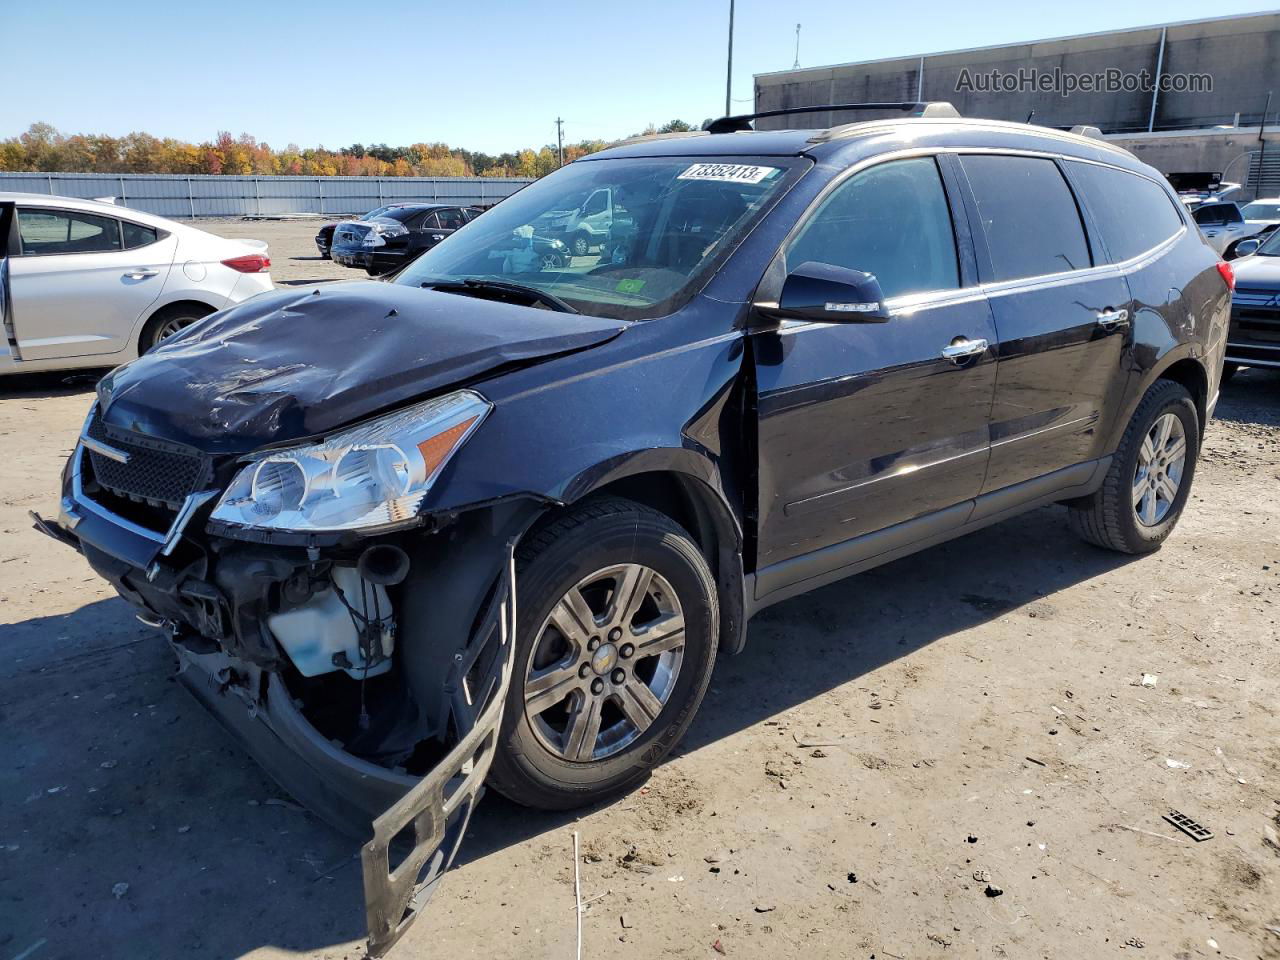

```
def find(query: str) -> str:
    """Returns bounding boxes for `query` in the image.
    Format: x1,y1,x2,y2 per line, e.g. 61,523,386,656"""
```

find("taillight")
1216,260,1235,291
222,254,271,273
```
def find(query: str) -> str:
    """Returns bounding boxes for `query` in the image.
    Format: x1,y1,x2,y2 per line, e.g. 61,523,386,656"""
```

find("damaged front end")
38,395,546,957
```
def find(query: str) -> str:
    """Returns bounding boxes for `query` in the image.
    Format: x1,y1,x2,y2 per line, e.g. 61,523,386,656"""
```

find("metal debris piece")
111,882,129,899
984,883,1004,897
1163,809,1213,842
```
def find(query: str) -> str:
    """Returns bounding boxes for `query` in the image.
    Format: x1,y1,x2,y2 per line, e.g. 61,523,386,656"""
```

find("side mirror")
764,261,891,323
1234,238,1261,258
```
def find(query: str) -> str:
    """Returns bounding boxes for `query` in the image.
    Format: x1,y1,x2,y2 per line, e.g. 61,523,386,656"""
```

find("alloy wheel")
1133,412,1187,526
524,563,685,762
156,316,195,341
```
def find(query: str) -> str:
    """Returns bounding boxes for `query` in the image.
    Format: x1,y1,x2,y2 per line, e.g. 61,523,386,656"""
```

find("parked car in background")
314,202,426,258
1222,227,1280,379
0,193,271,375
330,204,483,275
1192,200,1278,257
34,106,1229,953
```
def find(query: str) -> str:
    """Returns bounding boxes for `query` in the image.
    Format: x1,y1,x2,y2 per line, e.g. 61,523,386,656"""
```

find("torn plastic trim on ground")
362,543,517,957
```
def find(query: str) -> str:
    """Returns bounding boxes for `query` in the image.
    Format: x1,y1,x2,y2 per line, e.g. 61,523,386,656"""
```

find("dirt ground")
2,219,1279,960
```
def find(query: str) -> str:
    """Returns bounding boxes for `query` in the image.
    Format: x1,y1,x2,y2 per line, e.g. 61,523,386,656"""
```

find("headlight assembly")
208,390,491,533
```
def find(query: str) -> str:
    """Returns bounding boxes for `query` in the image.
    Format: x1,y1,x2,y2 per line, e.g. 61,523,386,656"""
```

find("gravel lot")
2,219,1278,960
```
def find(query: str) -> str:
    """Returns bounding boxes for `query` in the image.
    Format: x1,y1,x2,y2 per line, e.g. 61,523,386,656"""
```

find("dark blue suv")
35,103,1231,953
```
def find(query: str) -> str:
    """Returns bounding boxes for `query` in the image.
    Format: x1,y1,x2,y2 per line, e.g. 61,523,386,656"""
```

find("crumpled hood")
99,281,625,453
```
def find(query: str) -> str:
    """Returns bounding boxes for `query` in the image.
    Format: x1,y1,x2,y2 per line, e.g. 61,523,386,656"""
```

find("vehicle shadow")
1214,367,1280,427
0,504,1133,959
0,369,105,398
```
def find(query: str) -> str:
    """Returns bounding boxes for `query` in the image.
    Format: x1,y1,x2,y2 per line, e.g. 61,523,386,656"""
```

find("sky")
4,0,1278,155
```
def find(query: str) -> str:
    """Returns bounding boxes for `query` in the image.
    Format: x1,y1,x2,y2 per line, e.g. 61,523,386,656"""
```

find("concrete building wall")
754,12,1280,135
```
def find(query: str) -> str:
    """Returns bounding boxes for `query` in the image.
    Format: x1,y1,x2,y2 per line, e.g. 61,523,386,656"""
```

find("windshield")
394,156,804,320
1241,201,1280,221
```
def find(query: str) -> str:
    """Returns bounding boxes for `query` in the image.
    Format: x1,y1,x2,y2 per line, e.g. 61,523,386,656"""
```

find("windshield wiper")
422,278,579,314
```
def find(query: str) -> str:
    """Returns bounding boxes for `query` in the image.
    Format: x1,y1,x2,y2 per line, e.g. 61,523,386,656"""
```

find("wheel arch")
1107,348,1211,452
134,297,220,354
533,455,750,656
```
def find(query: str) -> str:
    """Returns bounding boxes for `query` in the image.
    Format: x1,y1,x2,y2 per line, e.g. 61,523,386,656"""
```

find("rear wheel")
140,303,213,352
1067,379,1199,554
570,231,591,257
489,497,718,809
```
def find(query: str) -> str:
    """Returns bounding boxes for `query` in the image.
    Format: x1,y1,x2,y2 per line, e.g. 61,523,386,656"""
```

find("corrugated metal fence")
0,172,534,218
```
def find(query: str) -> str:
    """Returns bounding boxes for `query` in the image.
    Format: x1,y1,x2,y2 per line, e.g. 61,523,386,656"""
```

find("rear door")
420,208,465,250
955,153,1133,494
752,155,998,598
8,206,176,360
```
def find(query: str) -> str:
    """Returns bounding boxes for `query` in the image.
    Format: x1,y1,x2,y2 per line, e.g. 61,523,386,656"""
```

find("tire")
488,497,718,810
140,303,214,353
1067,379,1199,554
1220,361,1239,384
570,231,591,257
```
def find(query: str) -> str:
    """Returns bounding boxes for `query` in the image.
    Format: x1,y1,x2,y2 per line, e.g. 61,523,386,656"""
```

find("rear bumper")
331,248,372,268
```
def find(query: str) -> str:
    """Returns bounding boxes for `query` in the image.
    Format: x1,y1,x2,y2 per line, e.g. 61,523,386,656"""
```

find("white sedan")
1,192,273,375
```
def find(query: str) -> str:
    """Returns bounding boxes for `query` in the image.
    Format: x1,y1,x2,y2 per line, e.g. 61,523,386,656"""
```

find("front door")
8,206,175,360
752,155,998,600
953,154,1133,493
0,202,14,370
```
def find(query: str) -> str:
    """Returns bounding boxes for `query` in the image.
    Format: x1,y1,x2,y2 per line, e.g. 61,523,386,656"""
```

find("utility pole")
555,117,564,168
1258,91,1272,199
725,0,735,117
793,23,801,69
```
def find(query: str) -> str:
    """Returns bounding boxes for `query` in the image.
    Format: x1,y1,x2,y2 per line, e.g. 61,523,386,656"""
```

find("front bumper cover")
36,495,519,959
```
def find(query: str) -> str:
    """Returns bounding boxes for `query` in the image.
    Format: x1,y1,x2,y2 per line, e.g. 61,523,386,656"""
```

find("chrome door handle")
940,337,989,362
430,234,445,241
123,268,159,279
1096,308,1129,328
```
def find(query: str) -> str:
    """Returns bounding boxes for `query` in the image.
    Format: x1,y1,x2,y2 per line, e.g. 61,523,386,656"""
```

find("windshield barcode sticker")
677,163,779,184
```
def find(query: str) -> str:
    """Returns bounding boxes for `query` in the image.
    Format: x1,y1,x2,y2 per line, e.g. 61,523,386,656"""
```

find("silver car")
1,193,273,375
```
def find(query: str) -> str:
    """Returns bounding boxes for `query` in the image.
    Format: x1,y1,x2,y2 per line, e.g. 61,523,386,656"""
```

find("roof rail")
1068,125,1105,140
706,101,960,134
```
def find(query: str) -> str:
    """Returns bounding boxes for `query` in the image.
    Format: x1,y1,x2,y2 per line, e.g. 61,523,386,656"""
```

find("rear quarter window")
959,154,1092,282
121,221,160,250
1066,161,1185,263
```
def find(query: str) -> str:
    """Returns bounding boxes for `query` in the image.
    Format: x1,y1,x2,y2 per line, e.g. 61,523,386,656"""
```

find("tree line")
0,121,702,179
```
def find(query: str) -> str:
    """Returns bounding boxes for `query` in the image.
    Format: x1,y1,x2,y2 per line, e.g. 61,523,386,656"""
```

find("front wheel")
1067,379,1199,554
488,497,718,810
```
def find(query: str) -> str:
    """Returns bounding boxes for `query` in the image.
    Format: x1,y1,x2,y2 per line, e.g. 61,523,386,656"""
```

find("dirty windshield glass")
395,157,803,320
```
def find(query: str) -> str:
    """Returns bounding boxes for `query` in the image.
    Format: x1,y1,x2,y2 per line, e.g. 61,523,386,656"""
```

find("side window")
1194,204,1228,226
419,211,442,229
437,208,465,230
17,208,122,256
582,190,608,216
1066,162,1185,263
785,156,959,300
959,155,1091,281
121,220,159,250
